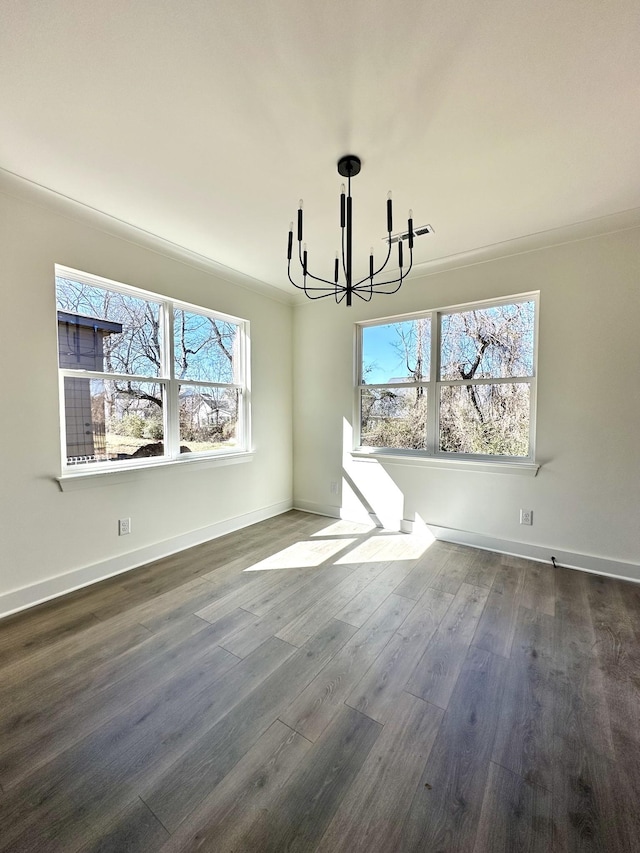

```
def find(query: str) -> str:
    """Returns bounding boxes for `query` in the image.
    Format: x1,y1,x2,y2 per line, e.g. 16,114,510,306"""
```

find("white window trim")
355,292,539,465
351,449,539,476
56,265,251,480
56,451,255,491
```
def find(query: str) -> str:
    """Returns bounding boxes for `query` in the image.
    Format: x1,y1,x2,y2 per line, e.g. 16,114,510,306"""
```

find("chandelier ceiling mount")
336,154,361,179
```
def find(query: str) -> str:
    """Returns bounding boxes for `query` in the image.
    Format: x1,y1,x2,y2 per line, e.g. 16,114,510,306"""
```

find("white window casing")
55,265,251,480
355,292,539,466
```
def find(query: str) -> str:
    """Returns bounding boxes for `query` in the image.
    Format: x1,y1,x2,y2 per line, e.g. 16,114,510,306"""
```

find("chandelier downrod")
287,155,415,306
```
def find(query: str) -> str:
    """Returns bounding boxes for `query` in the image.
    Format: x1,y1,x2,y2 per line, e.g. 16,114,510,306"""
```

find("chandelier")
287,155,418,307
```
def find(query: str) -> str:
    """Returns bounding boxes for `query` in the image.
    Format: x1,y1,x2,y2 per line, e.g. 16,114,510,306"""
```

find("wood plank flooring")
1,510,639,852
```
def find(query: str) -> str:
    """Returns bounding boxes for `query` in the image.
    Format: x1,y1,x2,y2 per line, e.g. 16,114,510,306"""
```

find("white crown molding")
4,167,638,309
0,167,294,306
293,206,640,308
408,207,640,281
292,207,640,307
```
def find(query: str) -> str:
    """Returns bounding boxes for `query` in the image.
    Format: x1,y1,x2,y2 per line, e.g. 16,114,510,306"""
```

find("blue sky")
362,302,534,384
362,320,429,384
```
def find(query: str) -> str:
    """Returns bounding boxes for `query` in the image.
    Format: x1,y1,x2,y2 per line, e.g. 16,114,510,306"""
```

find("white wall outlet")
330,481,339,495
519,509,533,526
118,517,131,536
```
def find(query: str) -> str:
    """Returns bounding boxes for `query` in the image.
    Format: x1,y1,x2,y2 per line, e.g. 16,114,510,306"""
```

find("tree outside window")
55,266,249,469
358,296,537,460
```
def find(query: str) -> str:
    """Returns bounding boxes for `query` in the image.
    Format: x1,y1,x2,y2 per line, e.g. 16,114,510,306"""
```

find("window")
56,265,250,472
357,295,537,461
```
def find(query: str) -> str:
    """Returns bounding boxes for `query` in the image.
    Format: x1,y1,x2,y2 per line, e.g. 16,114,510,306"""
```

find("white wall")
0,181,294,615
293,227,640,579
2,175,638,616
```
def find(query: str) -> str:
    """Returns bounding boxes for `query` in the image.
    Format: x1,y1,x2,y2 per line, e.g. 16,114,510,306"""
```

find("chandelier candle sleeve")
287,155,419,306
346,192,353,306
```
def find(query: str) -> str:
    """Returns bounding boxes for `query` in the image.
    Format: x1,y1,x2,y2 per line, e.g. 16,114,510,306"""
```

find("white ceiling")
1,0,639,297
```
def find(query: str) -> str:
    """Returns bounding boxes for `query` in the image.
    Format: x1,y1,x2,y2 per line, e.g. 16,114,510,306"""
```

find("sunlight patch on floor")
243,538,357,572
310,519,377,537
334,530,434,564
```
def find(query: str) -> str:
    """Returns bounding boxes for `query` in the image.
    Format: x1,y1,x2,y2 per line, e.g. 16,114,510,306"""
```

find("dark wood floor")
1,510,639,852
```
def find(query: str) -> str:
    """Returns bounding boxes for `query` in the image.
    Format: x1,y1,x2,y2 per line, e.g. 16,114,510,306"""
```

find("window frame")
355,292,539,464
56,265,251,476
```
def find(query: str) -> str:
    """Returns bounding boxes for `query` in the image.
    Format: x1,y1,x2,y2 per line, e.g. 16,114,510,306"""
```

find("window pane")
56,277,161,377
360,387,427,450
361,318,430,384
63,378,164,465
440,301,535,380
439,383,530,456
174,310,239,384
179,384,240,453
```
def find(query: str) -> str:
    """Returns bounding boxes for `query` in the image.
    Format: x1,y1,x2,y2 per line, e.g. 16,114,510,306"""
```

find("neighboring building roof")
57,311,123,335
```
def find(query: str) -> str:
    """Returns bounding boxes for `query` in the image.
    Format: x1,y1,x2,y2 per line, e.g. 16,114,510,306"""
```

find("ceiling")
1,0,639,298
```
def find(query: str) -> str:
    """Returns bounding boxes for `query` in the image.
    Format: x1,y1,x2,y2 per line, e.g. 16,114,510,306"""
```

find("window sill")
350,450,539,476
56,451,255,491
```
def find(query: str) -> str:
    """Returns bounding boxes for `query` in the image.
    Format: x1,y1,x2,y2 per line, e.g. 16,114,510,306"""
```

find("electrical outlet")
118,517,131,536
519,509,533,526
330,481,339,495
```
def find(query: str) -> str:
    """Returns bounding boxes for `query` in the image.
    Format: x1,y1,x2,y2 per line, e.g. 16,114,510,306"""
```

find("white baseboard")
0,500,293,619
294,501,640,584
293,500,342,519
293,500,340,518
408,521,640,584
293,500,384,527
6,499,637,620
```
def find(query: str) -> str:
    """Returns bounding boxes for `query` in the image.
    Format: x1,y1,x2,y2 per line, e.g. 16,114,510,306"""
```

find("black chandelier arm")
291,281,345,300
289,277,343,297
352,286,375,303
354,268,410,295
296,244,342,288
365,278,404,296
352,255,413,296
291,238,412,295
353,245,413,291
354,278,402,297
288,266,335,293
354,273,407,296
353,237,394,287
288,265,347,300
300,266,342,288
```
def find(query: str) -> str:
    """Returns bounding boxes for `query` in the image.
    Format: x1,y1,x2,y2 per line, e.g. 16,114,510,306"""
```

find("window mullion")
354,326,362,447
56,267,249,472
164,301,179,460
355,296,537,462
427,311,439,454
